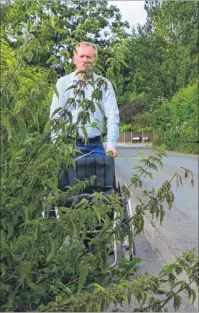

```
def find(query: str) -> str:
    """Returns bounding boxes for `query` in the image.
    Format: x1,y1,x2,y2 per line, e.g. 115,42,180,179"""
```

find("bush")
154,83,198,154
120,123,134,132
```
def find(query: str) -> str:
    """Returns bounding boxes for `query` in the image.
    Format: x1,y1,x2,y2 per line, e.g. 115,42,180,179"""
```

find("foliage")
132,111,154,132
0,5,198,313
117,0,198,153
34,250,198,312
2,0,129,75
153,83,198,154
120,93,147,124
120,123,134,133
130,0,198,106
120,111,154,133
0,19,127,311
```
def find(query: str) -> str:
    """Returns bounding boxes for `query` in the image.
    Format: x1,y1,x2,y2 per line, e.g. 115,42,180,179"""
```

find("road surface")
114,144,198,312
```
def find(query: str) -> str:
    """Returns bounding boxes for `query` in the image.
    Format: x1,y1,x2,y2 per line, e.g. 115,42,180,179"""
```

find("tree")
121,0,198,111
120,93,147,124
1,0,130,73
132,111,154,132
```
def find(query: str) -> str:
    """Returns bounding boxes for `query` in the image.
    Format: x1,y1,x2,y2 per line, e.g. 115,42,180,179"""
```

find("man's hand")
106,148,118,157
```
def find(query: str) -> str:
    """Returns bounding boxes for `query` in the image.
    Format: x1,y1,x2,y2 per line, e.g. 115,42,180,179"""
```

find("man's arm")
103,81,119,156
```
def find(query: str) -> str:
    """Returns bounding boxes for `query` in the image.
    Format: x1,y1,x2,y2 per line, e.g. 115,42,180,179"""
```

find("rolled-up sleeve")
103,82,120,149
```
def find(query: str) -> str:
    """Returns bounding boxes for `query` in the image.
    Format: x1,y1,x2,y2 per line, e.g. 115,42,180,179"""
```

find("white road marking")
116,157,142,160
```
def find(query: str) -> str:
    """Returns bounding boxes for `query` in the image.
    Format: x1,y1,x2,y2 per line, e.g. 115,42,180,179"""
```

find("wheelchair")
42,155,135,268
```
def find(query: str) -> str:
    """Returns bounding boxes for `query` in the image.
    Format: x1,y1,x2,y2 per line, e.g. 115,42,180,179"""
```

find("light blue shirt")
50,71,119,149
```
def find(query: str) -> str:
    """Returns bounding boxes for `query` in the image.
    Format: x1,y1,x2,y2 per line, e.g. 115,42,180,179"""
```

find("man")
50,41,119,157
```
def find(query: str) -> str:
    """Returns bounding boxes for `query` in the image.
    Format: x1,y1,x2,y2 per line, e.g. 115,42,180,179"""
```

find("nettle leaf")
52,85,59,99
68,215,78,238
96,102,104,115
105,57,114,65
160,204,165,224
46,56,57,64
81,126,88,140
191,288,196,304
20,71,37,82
6,222,14,239
93,205,101,223
78,264,89,292
17,262,31,287
51,107,63,118
65,84,77,93
66,110,73,123
46,235,56,263
120,59,128,68
1,116,13,141
173,295,181,311
1,262,7,277
64,286,73,295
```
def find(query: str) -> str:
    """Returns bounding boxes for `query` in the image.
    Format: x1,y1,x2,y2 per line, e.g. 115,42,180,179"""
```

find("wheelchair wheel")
121,191,136,260
121,238,136,261
117,181,121,195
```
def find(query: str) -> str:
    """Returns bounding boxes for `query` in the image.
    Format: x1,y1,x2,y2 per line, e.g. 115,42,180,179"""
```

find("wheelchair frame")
42,156,135,268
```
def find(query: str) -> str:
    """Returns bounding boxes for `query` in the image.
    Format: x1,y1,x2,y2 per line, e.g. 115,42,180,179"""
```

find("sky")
107,1,147,28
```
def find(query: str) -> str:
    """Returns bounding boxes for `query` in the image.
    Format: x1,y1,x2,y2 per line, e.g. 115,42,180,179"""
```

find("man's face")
73,44,96,72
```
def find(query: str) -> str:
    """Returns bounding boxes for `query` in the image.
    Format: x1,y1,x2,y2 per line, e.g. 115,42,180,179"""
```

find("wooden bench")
132,137,141,143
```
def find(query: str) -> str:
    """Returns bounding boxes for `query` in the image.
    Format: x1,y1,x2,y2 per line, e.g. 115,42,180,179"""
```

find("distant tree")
121,0,198,110
120,94,147,124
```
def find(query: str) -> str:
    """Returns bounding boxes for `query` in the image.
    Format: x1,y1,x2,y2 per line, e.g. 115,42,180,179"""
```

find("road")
114,144,198,312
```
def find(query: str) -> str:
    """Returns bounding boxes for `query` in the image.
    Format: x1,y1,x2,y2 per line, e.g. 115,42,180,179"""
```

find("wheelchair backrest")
58,155,115,192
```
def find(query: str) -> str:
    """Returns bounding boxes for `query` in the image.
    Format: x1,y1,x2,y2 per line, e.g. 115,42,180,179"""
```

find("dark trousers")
76,140,105,157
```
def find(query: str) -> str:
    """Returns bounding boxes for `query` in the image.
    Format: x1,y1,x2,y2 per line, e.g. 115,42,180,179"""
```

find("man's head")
72,42,97,72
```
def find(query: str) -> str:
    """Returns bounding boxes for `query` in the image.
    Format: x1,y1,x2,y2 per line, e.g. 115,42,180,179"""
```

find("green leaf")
51,106,63,118
96,102,104,115
105,57,113,65
46,235,56,263
93,205,101,223
20,71,37,82
52,85,59,99
81,126,88,141
1,116,12,141
120,59,128,68
64,286,73,295
65,84,77,92
78,264,88,292
46,56,57,64
173,295,181,311
191,288,196,304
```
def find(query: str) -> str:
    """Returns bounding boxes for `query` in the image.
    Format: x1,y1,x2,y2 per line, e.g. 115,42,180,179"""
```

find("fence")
118,131,154,143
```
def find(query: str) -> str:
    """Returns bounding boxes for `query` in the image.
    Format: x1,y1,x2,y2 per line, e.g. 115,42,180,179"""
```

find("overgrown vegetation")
118,1,198,153
1,1,198,312
153,83,198,154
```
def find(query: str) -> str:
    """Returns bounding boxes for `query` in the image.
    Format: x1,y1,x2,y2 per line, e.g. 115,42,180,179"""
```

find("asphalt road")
113,144,198,312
